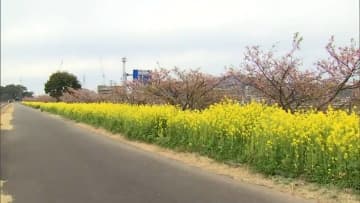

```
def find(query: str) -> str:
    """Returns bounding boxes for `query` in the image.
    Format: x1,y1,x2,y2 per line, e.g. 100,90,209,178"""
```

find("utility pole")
122,57,127,85
58,59,64,70
100,57,106,85
156,61,161,69
82,74,86,88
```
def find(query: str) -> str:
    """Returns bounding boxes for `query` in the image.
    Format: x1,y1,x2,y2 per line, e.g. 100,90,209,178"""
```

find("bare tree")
230,33,359,112
24,95,57,102
143,67,226,110
315,37,360,110
232,33,318,112
60,88,102,103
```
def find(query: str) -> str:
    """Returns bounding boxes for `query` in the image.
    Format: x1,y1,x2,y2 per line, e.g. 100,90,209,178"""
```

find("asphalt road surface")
1,104,312,203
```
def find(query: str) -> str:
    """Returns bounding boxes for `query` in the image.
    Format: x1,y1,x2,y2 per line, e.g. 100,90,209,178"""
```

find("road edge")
24,104,360,203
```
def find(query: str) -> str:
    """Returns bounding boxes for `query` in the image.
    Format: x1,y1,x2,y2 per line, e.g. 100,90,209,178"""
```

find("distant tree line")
0,84,33,102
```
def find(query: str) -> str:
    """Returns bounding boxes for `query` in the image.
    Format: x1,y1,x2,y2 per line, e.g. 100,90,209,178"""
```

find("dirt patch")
1,181,13,203
0,104,14,130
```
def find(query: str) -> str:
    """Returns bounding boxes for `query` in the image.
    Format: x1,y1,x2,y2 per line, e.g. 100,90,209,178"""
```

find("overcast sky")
1,0,359,94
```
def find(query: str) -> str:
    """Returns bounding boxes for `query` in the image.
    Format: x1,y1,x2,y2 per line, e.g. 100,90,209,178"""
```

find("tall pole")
122,57,127,85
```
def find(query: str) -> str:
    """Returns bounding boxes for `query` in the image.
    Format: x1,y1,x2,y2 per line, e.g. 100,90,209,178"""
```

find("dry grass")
0,104,14,130
1,104,14,202
1,181,13,203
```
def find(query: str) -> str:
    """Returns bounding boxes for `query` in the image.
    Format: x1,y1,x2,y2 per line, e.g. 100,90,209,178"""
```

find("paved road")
1,104,312,203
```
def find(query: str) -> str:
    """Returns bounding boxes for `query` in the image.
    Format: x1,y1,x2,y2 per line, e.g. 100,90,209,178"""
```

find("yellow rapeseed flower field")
23,101,360,190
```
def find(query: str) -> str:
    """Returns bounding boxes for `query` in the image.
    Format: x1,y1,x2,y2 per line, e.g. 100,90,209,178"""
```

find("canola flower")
23,101,360,190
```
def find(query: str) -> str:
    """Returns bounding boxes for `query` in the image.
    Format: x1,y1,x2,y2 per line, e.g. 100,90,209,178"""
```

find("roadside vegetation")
23,101,360,193
23,34,359,199
0,105,14,203
0,104,14,130
0,181,12,203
